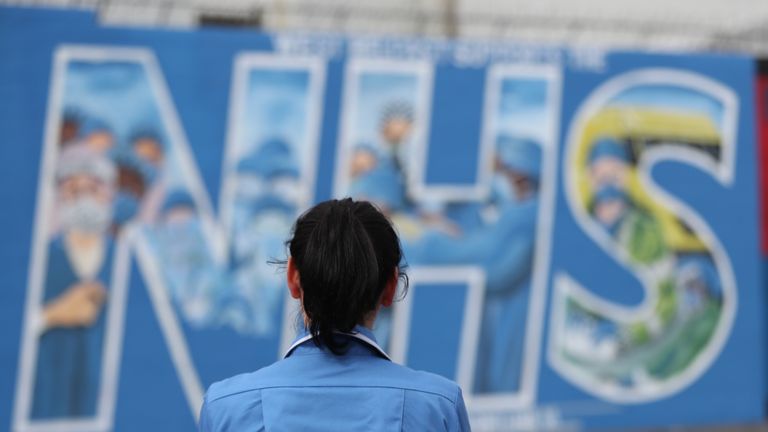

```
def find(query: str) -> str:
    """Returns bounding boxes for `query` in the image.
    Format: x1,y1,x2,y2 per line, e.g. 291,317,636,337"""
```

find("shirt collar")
283,325,391,361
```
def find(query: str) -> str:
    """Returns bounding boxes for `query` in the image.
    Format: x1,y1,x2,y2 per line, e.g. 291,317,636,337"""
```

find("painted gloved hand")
43,281,107,329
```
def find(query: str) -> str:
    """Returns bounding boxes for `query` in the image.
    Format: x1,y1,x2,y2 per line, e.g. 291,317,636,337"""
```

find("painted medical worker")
590,184,667,265
155,189,222,328
378,100,415,181
227,137,301,335
200,198,471,431
233,137,300,219
348,155,407,214
475,135,541,393
32,145,116,419
587,136,631,191
348,101,415,212
399,135,541,393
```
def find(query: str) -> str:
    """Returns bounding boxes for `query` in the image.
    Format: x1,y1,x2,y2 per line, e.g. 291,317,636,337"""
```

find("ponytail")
286,198,407,354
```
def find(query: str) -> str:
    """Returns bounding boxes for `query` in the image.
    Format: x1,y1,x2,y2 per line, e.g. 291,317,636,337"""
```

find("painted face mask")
232,209,292,263
113,190,140,226
158,218,208,273
156,218,215,306
491,172,515,204
268,177,301,206
137,157,159,185
59,196,112,234
236,176,265,202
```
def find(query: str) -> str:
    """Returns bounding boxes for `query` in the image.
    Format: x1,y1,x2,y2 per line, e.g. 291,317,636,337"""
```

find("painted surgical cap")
592,184,629,206
63,105,84,124
56,145,116,184
162,189,196,215
237,137,299,180
112,147,153,185
589,137,630,164
496,134,542,181
80,117,112,137
380,100,415,125
130,127,166,150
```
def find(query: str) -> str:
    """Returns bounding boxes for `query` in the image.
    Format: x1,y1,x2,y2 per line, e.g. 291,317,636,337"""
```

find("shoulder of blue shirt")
203,353,463,407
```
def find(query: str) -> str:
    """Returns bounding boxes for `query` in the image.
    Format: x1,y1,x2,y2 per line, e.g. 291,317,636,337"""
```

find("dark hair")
286,198,408,355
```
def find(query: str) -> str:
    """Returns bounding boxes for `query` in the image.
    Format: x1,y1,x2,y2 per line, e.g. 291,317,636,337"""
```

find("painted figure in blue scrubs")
32,146,116,419
349,151,407,214
399,135,541,393
378,100,414,184
590,183,667,265
473,135,541,393
228,137,300,335
200,199,471,431
401,135,540,281
348,101,415,213
587,136,632,192
154,189,224,328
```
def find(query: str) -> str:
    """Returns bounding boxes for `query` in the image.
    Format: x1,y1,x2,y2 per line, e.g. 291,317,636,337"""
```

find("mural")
0,7,763,432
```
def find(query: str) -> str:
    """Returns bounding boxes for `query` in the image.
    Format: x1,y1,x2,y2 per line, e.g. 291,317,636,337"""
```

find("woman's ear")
287,257,302,300
380,269,398,308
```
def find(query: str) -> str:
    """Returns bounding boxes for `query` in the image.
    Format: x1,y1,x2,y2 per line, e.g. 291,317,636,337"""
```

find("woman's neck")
302,309,379,331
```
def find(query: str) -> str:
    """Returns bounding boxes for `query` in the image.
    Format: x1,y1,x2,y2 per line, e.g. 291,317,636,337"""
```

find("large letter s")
550,69,737,402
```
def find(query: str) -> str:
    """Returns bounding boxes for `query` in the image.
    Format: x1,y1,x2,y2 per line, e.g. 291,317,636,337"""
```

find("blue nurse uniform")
200,325,471,431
